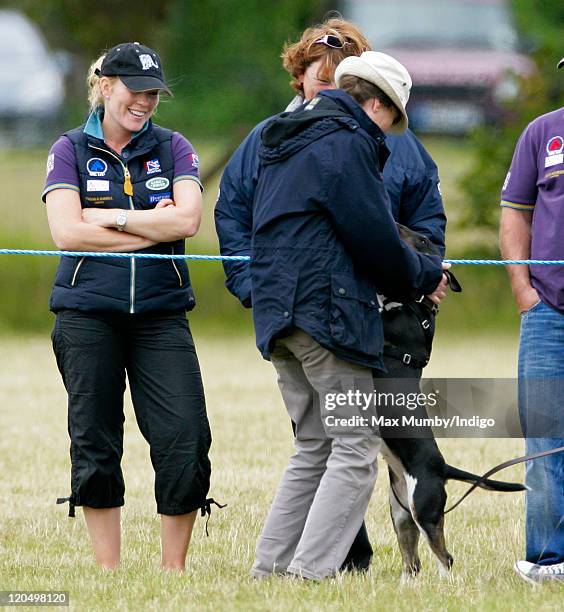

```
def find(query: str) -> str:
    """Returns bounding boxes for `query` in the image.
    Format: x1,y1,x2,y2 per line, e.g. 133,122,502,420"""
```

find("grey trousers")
251,329,381,580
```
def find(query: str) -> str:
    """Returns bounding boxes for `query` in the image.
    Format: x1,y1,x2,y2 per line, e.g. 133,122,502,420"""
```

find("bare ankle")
97,556,120,570
162,562,185,572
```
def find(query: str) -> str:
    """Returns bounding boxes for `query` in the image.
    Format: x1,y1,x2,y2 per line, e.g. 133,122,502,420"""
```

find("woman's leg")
251,342,332,577
126,313,211,570
283,330,381,579
52,311,127,568
160,512,198,571
253,329,380,580
83,507,121,569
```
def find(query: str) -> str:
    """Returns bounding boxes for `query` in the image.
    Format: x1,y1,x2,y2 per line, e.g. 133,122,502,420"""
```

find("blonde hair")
281,18,371,94
86,54,118,111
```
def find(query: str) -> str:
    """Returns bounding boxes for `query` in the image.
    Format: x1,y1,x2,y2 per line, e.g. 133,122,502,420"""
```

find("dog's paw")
400,568,421,585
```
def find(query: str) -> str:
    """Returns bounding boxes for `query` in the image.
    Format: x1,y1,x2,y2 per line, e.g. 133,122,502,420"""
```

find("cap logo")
139,54,159,71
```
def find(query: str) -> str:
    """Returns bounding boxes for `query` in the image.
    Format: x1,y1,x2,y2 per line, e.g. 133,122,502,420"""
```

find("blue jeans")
518,300,564,565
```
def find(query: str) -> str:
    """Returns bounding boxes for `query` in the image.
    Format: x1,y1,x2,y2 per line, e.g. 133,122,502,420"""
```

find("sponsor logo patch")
146,177,170,191
139,54,159,70
149,192,172,204
87,180,110,192
545,154,564,168
87,158,108,177
46,153,55,175
145,159,161,174
189,153,199,169
546,136,564,156
85,196,113,203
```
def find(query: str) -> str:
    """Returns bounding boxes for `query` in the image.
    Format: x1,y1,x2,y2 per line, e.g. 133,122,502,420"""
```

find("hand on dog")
426,263,451,305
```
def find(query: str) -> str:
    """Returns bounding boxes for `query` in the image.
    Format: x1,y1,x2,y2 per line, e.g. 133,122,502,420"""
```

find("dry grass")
0,333,562,611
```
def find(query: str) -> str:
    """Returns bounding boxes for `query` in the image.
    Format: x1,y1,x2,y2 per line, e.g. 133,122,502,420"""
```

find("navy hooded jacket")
215,96,445,309
248,90,442,368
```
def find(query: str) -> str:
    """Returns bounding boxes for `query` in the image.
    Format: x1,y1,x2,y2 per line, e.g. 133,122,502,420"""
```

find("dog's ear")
444,270,462,293
396,223,410,242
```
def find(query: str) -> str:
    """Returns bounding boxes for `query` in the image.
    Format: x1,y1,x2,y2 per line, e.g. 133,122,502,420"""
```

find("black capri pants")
52,309,211,516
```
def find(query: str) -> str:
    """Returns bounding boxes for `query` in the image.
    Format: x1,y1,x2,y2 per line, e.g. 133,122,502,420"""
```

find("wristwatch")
116,210,128,232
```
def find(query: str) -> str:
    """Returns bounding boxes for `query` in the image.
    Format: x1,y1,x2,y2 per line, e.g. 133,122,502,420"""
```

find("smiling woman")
41,42,217,573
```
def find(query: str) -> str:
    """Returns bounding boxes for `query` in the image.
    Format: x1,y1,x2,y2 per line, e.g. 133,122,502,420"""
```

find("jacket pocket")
70,257,86,287
329,273,382,355
53,256,85,288
169,246,184,287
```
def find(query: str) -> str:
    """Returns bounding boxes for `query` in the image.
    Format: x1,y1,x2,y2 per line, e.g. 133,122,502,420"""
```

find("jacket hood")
259,89,387,166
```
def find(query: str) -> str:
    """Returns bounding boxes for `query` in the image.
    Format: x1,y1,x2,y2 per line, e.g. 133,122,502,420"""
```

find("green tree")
156,0,332,137
0,0,172,56
458,0,564,247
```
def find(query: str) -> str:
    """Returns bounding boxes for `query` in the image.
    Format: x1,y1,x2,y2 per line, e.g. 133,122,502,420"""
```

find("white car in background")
0,9,68,145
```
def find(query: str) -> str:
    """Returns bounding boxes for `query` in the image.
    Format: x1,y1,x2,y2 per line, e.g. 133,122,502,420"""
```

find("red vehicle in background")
341,0,536,134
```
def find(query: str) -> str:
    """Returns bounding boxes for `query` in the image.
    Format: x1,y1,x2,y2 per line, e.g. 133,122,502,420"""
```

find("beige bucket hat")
335,51,412,134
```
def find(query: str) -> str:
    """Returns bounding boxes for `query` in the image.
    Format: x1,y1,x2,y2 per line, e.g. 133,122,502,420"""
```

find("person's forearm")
54,222,156,252
499,207,534,298
87,207,200,243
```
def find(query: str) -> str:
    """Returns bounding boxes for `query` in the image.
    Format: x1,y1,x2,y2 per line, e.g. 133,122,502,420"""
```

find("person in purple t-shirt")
42,42,215,572
500,57,564,584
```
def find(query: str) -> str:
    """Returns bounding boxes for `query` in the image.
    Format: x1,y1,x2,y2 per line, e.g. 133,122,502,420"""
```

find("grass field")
1,333,562,611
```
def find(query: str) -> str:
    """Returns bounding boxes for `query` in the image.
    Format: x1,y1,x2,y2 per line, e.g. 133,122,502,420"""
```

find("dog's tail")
445,464,526,492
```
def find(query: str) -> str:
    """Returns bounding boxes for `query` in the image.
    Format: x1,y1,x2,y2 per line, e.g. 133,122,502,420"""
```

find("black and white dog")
372,225,525,579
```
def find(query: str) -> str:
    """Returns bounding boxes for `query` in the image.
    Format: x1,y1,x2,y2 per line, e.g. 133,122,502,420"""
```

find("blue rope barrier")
0,249,563,265
0,249,250,261
444,259,564,266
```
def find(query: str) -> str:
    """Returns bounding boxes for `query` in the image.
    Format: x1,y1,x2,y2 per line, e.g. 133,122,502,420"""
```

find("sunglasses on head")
312,34,350,49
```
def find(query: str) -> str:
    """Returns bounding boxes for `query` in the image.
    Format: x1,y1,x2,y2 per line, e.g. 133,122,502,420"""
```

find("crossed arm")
46,179,202,251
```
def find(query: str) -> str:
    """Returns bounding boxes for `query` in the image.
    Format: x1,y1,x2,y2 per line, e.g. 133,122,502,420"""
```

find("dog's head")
396,223,462,293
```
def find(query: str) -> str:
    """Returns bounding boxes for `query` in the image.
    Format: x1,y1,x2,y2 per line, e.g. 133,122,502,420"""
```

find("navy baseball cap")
97,42,172,95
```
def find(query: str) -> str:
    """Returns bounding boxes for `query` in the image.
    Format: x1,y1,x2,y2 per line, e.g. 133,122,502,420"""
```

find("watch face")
117,211,127,229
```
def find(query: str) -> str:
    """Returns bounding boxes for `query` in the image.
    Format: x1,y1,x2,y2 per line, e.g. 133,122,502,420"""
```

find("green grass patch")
1,335,561,611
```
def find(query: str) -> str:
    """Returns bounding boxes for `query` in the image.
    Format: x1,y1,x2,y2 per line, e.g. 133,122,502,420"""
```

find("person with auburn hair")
43,42,217,571
281,19,370,100
215,18,448,573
